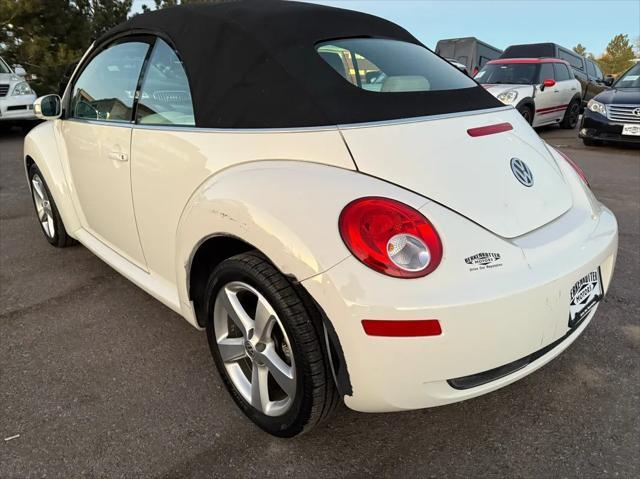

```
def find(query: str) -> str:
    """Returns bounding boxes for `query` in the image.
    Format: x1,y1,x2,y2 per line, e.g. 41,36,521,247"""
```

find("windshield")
475,63,539,85
614,63,640,88
316,38,476,93
0,57,11,74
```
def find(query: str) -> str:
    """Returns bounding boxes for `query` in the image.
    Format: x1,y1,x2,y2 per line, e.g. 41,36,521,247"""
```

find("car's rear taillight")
556,148,590,187
339,197,443,278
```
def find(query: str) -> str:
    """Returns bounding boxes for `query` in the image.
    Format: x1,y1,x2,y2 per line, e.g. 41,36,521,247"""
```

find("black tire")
561,99,580,129
582,138,601,147
517,105,533,125
28,163,77,247
204,251,339,437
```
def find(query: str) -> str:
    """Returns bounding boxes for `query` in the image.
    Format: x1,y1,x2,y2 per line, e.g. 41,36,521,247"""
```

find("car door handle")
571,87,577,91
108,151,128,162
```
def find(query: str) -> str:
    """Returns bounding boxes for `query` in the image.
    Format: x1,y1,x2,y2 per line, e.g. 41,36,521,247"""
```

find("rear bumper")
579,110,640,144
303,197,618,412
0,94,37,120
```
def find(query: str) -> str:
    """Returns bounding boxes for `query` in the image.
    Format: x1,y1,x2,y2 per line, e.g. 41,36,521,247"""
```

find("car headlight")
12,81,33,96
587,99,606,115
497,90,518,104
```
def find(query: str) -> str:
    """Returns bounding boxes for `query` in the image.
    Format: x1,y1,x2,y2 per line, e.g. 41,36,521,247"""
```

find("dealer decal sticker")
464,252,503,271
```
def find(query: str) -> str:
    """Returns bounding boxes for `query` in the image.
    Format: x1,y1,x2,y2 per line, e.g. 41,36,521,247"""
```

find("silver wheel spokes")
31,174,55,238
214,281,295,417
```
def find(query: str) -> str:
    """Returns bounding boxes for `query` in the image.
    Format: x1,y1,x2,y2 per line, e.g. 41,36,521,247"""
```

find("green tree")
0,0,131,95
598,34,635,75
573,43,587,56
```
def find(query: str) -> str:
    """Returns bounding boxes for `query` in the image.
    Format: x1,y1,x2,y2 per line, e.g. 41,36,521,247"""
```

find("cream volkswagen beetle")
25,1,618,437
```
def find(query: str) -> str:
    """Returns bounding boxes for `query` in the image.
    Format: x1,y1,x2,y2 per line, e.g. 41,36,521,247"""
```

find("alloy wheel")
31,174,55,238
213,281,296,417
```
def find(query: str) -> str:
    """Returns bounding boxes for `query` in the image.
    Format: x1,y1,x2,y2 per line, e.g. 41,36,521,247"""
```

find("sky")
131,0,640,57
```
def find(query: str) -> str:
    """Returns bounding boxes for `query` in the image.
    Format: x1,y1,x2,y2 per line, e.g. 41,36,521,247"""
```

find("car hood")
340,107,573,239
480,84,534,99
594,87,640,104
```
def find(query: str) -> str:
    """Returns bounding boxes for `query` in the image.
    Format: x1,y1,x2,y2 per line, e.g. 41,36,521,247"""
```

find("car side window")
137,39,195,126
539,63,554,82
558,49,584,71
71,40,150,122
586,60,597,78
553,63,570,82
593,62,604,81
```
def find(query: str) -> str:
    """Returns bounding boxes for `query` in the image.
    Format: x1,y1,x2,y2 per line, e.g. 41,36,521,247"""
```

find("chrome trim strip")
63,106,514,133
337,106,514,129
66,118,134,129
132,123,338,134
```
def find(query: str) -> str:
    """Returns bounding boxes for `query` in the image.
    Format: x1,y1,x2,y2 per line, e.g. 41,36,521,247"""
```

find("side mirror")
540,78,556,91
13,65,26,76
604,75,614,86
34,95,62,120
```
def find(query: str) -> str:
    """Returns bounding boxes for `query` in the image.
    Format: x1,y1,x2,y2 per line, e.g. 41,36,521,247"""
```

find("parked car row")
439,39,638,146
500,43,613,108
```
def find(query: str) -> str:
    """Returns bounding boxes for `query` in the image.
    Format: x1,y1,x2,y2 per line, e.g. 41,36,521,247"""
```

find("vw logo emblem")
510,158,534,187
633,108,640,117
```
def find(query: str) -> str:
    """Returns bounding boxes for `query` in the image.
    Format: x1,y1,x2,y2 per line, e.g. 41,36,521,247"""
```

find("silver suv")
0,56,37,123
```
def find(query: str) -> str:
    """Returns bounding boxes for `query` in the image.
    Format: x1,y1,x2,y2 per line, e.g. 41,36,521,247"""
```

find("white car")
0,56,37,122
24,2,617,437
476,58,582,128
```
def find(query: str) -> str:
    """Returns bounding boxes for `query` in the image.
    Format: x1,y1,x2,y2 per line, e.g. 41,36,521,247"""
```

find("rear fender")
174,161,429,325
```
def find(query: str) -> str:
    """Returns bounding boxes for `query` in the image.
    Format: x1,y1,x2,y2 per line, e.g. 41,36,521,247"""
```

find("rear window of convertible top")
316,38,476,93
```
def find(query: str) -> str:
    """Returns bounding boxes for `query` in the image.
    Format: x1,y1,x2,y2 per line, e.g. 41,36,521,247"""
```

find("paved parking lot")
1,123,638,478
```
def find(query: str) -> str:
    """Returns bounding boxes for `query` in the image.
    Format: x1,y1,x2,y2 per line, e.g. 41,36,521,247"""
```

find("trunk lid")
340,108,572,238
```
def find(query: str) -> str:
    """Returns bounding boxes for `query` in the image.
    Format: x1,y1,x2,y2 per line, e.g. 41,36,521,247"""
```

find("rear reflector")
362,319,442,337
467,122,513,137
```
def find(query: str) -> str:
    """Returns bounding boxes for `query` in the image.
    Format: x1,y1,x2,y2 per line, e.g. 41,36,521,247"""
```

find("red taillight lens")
339,197,443,278
556,149,590,187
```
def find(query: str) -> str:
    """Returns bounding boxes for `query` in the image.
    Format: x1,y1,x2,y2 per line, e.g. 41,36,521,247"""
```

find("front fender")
174,161,429,320
23,121,80,235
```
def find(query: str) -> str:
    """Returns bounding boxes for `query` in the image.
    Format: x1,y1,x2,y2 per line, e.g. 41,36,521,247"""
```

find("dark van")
501,43,613,108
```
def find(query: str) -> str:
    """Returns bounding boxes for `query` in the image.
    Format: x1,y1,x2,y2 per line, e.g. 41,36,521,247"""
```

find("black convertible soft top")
97,0,501,128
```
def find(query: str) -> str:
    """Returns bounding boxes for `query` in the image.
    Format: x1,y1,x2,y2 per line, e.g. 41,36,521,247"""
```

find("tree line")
0,0,227,94
1,0,638,96
573,35,637,76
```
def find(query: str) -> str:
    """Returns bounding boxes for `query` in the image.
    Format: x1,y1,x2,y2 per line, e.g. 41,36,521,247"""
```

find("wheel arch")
569,92,582,105
186,233,353,397
186,234,255,326
174,161,425,396
23,121,81,236
515,97,535,123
